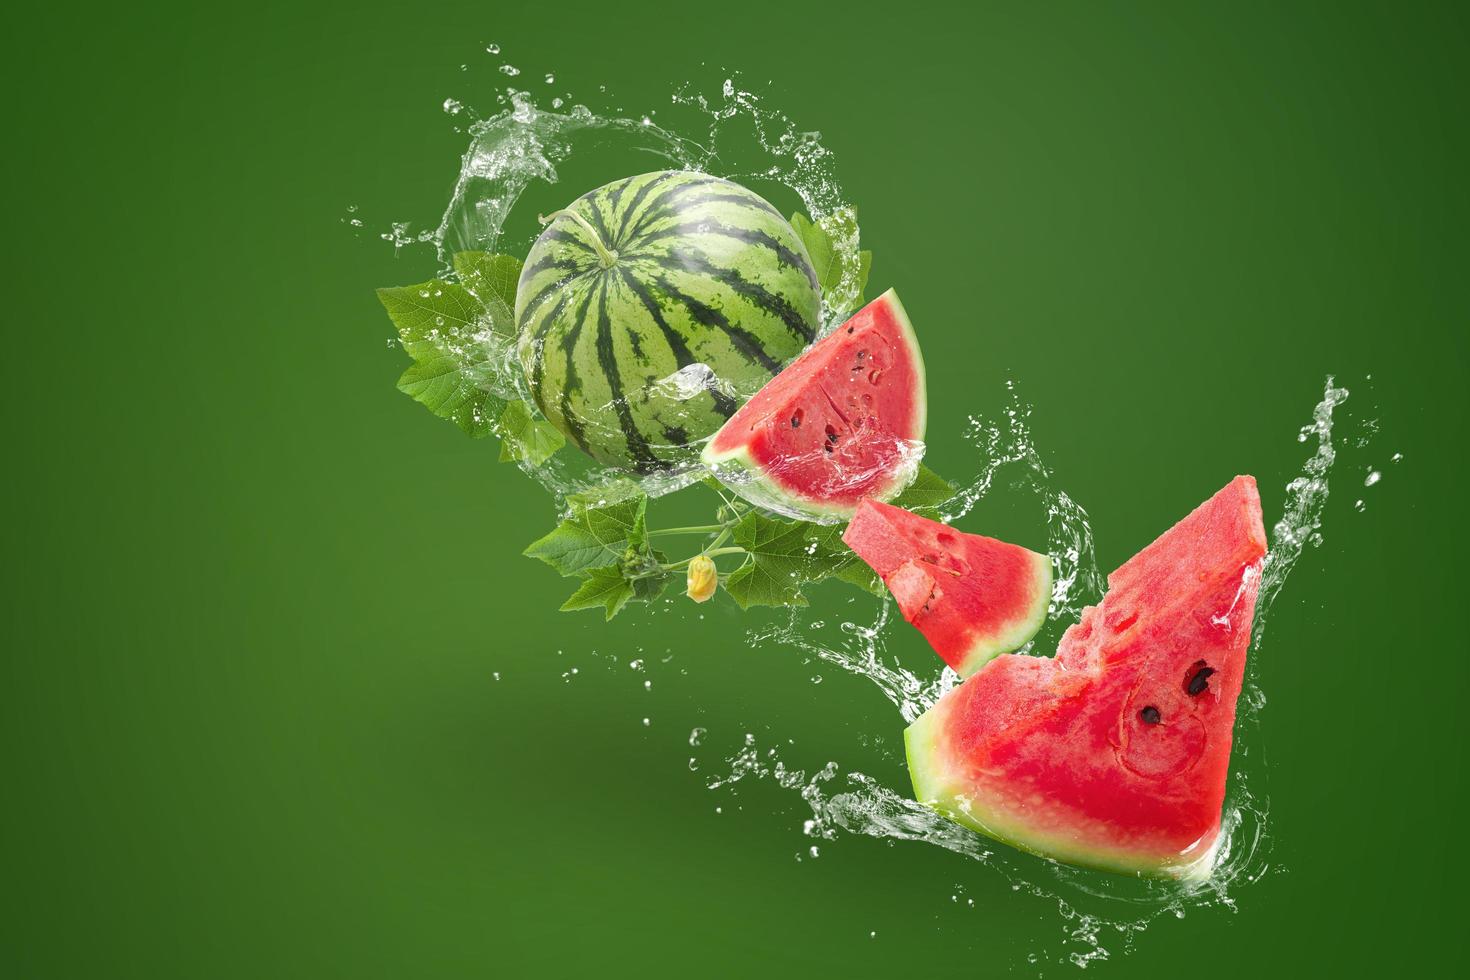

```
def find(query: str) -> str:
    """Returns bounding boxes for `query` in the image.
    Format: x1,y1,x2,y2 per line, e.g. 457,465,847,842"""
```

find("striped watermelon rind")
902,701,1219,879
515,171,821,473
701,289,928,523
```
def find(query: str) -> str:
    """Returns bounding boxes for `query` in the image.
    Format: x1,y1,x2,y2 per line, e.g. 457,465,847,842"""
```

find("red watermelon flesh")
702,289,926,522
842,499,1052,677
904,476,1267,878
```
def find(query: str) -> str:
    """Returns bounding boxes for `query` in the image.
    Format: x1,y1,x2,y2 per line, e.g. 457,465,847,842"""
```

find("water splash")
702,377,1355,967
377,73,1362,969
383,79,871,511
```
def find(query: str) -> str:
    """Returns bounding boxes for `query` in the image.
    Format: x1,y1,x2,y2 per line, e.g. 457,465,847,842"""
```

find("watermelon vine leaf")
378,278,503,437
722,511,876,609
526,469,955,615
790,210,873,304
524,494,651,578
890,464,955,516
452,251,522,327
380,253,564,466
498,400,565,466
559,563,637,620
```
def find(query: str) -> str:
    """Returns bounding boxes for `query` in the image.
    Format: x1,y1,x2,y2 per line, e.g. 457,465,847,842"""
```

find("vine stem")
647,524,726,538
539,209,618,268
661,543,744,573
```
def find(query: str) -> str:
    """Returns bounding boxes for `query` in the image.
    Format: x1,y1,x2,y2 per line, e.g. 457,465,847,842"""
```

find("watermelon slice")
842,499,1052,677
905,477,1267,878
702,289,926,522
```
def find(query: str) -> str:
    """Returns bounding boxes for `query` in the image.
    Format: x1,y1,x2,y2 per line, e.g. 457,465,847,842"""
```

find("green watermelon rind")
951,553,1055,678
699,288,928,523
516,171,822,473
903,697,1219,881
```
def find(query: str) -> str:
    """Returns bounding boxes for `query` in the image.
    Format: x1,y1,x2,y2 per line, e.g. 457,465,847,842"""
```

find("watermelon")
516,171,821,472
904,477,1267,878
842,499,1052,677
702,290,926,522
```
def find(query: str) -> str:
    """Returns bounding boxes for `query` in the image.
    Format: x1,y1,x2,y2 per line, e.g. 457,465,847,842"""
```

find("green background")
6,1,1467,975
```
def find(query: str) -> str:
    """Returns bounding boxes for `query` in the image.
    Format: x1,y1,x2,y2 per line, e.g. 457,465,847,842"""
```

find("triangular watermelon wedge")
842,499,1052,677
702,289,926,522
904,477,1267,878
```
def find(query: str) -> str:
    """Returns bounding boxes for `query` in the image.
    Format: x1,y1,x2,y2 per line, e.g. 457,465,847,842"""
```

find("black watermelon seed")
1140,706,1161,725
1186,662,1216,696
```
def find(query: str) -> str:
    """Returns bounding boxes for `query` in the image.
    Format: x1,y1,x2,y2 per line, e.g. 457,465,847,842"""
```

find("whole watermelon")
516,171,821,472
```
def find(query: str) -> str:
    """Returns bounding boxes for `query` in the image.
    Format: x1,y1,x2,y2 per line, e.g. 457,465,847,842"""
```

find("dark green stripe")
650,273,782,375
576,192,617,251
634,219,819,292
630,245,816,344
517,263,592,325
625,175,723,242
594,278,662,472
608,172,682,249
539,228,596,258
521,251,587,283
669,191,783,221
556,287,598,454
612,172,682,247
615,268,738,419
527,290,572,416
602,174,633,217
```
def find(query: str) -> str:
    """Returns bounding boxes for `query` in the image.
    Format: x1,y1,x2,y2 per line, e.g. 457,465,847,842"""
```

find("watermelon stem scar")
538,209,619,268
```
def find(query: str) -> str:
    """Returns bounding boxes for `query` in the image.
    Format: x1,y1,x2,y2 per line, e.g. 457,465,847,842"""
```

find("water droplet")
643,680,652,691
1364,470,1381,487
485,43,500,54
688,727,706,746
641,717,651,727
442,98,463,115
499,64,520,77
629,659,644,671
544,73,555,84
1392,452,1404,463
492,671,501,681
809,845,820,858
551,97,564,109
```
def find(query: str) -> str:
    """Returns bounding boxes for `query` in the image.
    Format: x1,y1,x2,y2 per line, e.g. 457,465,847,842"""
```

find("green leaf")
791,210,872,300
559,564,636,620
497,399,564,467
524,495,649,578
453,251,522,328
565,478,645,512
790,212,838,293
631,573,671,602
891,463,955,516
724,512,835,609
831,559,884,596
378,279,502,437
803,521,884,596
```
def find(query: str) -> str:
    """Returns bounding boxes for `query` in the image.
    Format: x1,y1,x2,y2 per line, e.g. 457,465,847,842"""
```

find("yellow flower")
686,555,718,603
